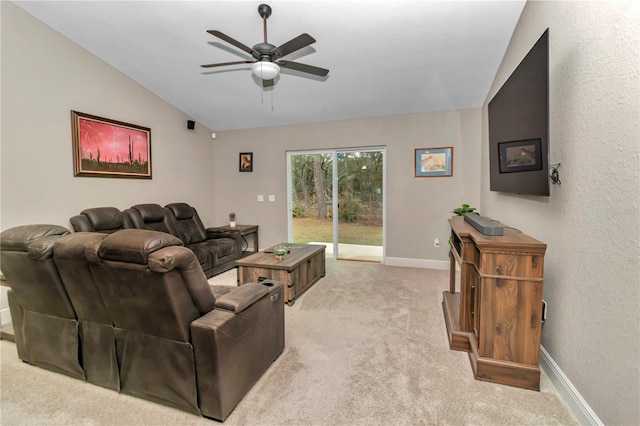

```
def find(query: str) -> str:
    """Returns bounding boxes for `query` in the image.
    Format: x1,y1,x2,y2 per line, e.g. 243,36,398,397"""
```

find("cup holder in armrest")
257,277,274,286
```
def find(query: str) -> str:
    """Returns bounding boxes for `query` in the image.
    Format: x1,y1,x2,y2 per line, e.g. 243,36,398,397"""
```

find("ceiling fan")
201,3,329,87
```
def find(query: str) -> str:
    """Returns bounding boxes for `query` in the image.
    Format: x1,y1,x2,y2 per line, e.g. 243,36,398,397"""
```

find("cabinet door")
306,252,324,284
478,278,543,365
471,269,481,339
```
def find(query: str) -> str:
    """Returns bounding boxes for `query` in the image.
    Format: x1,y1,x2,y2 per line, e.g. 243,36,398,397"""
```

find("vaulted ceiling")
13,1,525,131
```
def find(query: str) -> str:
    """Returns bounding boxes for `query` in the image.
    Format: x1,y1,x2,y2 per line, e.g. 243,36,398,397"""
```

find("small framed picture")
415,147,453,177
239,152,253,172
498,139,543,173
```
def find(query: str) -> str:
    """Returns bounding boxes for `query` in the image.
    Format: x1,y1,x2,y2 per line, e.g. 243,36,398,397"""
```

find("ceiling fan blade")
277,60,329,77
270,33,316,59
263,79,275,88
201,60,256,68
207,30,260,58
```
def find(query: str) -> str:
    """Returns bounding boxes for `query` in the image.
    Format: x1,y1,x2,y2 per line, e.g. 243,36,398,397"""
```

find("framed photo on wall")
71,110,152,179
415,146,453,177
498,138,543,173
239,152,253,172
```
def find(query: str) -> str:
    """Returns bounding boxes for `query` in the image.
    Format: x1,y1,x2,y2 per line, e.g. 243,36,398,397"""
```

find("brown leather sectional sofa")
0,224,284,421
70,202,241,278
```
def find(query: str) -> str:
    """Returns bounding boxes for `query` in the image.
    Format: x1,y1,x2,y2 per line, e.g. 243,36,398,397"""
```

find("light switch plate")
268,195,275,202
257,195,264,202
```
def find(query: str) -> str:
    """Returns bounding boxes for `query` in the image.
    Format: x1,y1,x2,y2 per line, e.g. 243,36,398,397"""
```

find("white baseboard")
1,307,11,326
384,257,449,270
540,345,603,426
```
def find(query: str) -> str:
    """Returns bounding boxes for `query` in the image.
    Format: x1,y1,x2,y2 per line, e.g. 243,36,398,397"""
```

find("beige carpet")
0,261,578,425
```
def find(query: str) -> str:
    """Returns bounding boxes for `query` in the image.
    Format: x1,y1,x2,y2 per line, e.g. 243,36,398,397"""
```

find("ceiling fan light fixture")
252,61,280,80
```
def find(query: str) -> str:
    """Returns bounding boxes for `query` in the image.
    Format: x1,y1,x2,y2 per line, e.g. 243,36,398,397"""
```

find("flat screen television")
488,29,549,196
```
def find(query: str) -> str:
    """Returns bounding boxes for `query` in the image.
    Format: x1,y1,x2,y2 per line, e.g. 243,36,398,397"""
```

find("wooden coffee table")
236,243,326,306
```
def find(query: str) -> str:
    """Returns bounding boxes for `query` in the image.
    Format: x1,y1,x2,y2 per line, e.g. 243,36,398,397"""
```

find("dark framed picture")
498,138,543,173
415,147,453,177
239,152,253,172
71,110,151,179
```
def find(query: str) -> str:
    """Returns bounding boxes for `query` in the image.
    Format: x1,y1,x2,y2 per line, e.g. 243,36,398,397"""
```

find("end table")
209,224,259,256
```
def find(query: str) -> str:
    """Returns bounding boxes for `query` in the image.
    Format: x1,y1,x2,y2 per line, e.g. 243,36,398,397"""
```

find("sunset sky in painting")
79,118,149,163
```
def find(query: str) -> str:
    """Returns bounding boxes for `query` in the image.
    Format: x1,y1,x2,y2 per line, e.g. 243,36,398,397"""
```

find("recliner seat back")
164,202,207,245
123,203,178,235
165,202,241,277
53,232,119,390
87,229,212,413
0,225,84,379
70,207,131,233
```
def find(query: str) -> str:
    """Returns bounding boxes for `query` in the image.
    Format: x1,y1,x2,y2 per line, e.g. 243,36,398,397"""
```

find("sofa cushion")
98,229,183,265
210,238,236,258
81,207,125,232
0,224,69,258
186,242,214,272
135,204,166,222
165,203,207,245
168,203,193,220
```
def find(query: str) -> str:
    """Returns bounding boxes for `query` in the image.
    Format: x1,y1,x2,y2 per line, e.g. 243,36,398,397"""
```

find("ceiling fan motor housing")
253,42,276,56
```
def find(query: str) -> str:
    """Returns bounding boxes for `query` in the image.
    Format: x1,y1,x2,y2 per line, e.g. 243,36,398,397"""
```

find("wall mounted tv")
489,29,549,196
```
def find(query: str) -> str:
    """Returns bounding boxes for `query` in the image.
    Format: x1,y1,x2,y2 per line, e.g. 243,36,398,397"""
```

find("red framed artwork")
71,110,152,179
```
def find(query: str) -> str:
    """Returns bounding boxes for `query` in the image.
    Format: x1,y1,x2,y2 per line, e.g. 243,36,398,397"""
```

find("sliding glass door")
287,147,385,262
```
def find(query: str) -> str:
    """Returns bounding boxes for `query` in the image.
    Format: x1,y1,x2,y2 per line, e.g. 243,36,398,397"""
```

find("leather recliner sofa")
0,224,284,422
86,229,284,419
164,202,242,278
71,203,242,278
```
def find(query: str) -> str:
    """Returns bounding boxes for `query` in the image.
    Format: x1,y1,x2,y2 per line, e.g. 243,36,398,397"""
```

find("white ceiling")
13,0,525,131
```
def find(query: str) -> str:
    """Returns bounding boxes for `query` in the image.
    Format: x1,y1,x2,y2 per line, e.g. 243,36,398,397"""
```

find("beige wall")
211,110,481,261
481,1,639,424
0,3,217,308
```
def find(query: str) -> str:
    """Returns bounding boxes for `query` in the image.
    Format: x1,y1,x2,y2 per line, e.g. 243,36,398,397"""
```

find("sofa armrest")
206,228,240,241
214,283,269,313
190,281,284,421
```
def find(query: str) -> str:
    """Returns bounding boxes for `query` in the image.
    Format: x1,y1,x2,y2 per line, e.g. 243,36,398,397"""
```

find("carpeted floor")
0,261,578,425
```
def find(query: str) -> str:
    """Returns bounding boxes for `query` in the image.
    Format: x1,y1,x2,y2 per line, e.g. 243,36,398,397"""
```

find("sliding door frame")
286,146,386,263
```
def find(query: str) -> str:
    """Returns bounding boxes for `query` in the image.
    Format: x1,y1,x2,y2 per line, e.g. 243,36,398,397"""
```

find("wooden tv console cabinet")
442,216,546,390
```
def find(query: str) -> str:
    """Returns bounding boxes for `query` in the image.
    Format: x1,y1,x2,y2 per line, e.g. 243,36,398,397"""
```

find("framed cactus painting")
71,110,152,179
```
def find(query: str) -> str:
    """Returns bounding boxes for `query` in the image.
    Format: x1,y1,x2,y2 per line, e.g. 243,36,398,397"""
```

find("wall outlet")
434,238,440,248
541,300,548,323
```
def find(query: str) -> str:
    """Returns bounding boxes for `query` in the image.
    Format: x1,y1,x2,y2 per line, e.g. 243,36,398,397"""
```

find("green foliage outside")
291,152,383,225
339,199,360,222
291,151,383,247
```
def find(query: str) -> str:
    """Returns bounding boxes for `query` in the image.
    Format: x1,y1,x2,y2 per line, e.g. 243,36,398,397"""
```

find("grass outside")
293,217,382,246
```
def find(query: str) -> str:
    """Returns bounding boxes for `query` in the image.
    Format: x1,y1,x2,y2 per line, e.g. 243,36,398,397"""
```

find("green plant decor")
452,203,479,216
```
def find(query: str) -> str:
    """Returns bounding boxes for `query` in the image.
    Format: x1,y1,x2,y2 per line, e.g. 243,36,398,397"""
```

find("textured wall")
481,1,639,424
